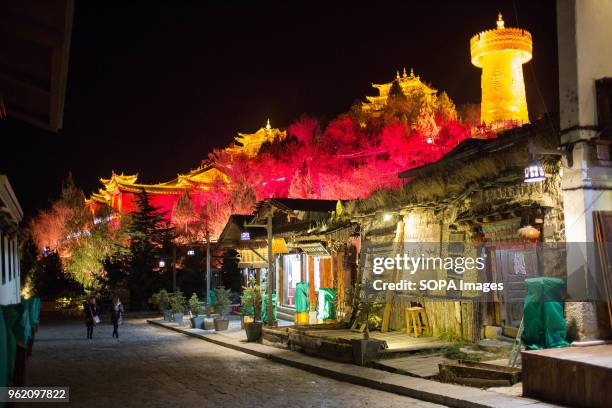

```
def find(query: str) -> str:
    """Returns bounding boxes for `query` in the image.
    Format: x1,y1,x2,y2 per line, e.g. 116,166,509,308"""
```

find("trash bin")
295,282,310,324
317,288,336,322
208,289,217,313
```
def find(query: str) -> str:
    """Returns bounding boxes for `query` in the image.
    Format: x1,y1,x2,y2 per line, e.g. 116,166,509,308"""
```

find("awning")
298,242,330,257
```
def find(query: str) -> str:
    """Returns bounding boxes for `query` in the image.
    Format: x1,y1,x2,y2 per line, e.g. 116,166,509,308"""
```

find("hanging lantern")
517,225,540,241
271,237,289,254
524,160,545,183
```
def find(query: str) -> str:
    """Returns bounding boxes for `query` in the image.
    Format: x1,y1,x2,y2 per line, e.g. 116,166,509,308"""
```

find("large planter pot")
190,315,204,329
214,318,230,331
351,339,383,366
244,321,263,342
163,309,173,321
173,313,184,325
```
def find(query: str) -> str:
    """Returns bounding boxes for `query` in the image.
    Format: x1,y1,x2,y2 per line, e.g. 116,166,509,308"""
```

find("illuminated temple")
226,119,286,157
361,67,438,113
86,121,283,216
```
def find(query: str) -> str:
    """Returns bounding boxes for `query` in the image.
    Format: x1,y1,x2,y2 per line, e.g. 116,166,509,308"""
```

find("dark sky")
1,0,558,218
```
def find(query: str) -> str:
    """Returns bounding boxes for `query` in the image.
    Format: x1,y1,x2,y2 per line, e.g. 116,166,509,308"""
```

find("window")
8,238,12,282
1,231,4,284
282,254,302,306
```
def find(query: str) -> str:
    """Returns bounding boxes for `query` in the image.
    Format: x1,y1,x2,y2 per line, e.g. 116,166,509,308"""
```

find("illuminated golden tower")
470,13,532,128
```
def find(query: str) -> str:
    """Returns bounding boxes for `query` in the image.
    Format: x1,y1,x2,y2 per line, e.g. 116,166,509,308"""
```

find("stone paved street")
25,317,447,408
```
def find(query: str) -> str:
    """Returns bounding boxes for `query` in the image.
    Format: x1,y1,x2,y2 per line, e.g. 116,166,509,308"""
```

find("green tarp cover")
16,301,32,344
1,305,18,385
28,297,41,327
317,288,336,320
522,277,570,350
0,306,8,389
295,282,310,313
261,293,277,323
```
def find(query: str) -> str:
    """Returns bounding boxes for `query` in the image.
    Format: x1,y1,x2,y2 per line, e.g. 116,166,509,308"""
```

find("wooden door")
495,248,539,327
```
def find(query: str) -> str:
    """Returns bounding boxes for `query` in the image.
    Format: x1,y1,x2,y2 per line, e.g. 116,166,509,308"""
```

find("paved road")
26,317,446,407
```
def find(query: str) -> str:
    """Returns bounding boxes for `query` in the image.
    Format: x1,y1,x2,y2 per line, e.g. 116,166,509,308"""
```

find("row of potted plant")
149,287,232,331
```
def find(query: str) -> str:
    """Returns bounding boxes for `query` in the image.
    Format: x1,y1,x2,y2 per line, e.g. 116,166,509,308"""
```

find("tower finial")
396,70,400,80
497,12,504,29
402,67,407,78
410,67,414,77
266,118,271,130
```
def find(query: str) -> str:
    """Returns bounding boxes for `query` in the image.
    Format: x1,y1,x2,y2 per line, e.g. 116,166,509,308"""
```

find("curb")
147,319,558,408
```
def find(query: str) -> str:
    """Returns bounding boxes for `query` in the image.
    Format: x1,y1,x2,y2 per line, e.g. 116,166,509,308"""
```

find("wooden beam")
381,218,405,332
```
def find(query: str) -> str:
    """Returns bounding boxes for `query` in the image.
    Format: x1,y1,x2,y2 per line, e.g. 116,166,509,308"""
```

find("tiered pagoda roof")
225,119,286,157
362,68,437,113
87,120,284,207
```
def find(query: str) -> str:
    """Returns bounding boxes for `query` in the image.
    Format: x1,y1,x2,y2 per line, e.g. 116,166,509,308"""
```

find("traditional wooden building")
347,118,564,341
0,175,23,306
216,198,358,322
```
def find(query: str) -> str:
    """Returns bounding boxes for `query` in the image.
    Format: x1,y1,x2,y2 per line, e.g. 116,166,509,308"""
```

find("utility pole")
266,212,274,326
205,223,211,316
245,210,275,326
172,245,177,292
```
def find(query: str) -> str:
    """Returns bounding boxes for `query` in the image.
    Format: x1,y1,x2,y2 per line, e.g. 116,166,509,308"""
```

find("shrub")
169,291,185,314
241,277,262,321
188,293,204,316
215,287,231,318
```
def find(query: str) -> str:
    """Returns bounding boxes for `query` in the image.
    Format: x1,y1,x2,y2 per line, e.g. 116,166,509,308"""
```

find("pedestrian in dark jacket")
84,297,100,339
111,296,124,339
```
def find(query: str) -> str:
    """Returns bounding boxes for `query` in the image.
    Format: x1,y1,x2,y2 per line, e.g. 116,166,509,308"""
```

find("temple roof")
88,163,233,205
88,120,282,205
225,119,287,157
363,68,437,112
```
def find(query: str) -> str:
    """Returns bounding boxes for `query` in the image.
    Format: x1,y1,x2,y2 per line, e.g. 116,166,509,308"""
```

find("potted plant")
170,291,186,325
241,277,263,342
213,287,231,331
188,293,205,329
351,281,385,366
157,289,172,321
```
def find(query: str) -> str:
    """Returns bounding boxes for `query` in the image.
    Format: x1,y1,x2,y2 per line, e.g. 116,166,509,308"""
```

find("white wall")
0,232,21,305
557,0,612,339
558,0,612,135
0,175,24,306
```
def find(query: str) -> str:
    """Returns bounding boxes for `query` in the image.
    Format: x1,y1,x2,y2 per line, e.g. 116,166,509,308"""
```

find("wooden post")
172,245,177,292
381,217,405,332
266,212,275,326
205,226,211,316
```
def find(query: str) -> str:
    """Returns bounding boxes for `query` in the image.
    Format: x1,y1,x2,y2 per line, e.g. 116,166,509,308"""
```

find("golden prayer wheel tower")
470,13,532,128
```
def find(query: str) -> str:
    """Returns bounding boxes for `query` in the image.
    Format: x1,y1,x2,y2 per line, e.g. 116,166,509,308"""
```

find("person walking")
84,297,100,339
111,296,124,339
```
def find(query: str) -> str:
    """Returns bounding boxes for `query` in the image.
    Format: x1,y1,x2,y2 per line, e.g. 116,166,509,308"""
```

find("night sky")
0,0,558,218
